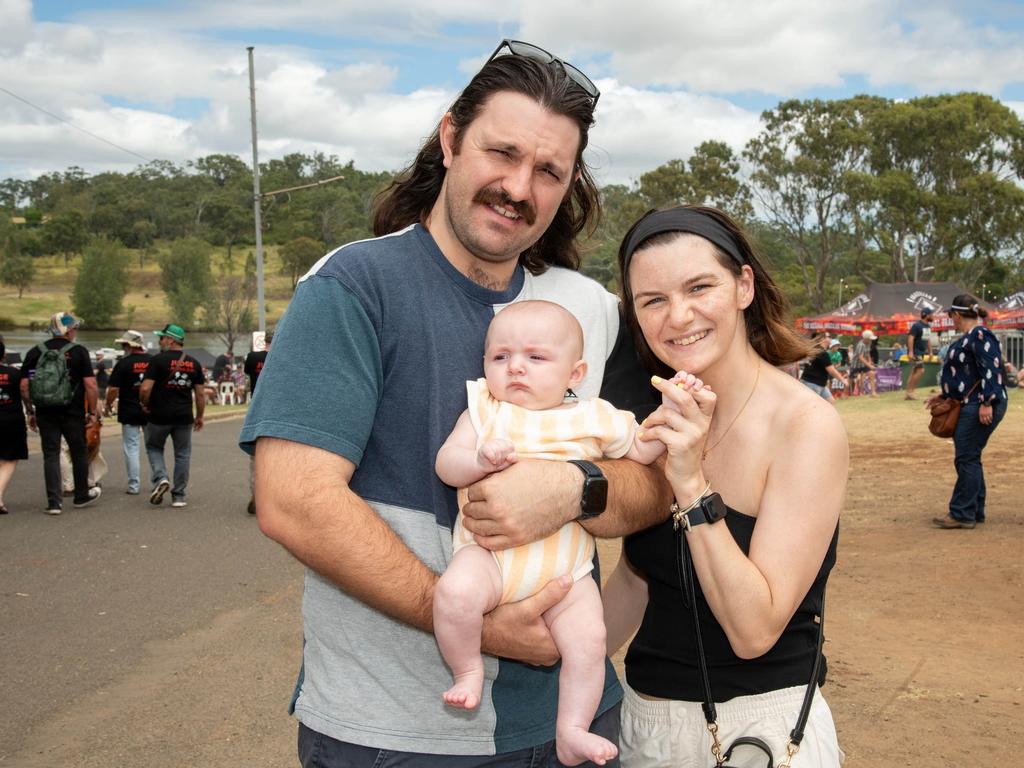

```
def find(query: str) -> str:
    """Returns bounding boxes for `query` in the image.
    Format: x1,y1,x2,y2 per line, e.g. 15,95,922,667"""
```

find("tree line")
2,92,1022,327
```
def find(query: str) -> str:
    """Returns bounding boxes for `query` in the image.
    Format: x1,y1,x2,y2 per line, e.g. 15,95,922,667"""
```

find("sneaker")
932,515,975,529
73,487,102,508
126,488,140,495
171,500,187,508
150,479,171,505
46,507,62,515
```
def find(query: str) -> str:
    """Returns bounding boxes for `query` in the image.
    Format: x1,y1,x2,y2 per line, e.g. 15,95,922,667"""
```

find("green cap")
155,323,185,342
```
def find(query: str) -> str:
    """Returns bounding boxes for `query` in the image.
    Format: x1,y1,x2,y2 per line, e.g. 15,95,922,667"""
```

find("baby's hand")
478,439,518,473
661,370,709,411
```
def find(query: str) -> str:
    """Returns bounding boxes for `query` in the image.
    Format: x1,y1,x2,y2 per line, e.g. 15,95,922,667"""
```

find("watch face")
703,492,727,523
585,477,608,515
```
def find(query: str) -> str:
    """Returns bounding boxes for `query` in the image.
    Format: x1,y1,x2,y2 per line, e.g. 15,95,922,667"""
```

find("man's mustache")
473,188,537,225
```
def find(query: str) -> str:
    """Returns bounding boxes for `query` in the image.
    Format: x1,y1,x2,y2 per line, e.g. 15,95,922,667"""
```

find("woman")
603,206,848,766
926,295,1007,529
0,335,30,513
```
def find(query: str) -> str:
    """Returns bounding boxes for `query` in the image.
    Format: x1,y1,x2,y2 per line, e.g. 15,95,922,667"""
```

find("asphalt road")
1,416,305,767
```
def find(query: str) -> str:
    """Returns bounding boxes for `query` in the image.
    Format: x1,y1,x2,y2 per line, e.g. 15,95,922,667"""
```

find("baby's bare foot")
556,728,619,766
442,672,483,710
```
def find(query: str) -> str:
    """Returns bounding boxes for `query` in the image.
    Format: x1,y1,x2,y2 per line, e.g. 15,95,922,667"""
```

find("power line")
0,85,153,164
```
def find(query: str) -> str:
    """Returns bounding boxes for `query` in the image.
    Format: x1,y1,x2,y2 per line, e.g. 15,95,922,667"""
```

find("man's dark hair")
372,54,601,274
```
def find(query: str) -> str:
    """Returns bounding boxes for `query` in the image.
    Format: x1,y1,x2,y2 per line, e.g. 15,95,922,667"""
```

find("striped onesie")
452,378,641,604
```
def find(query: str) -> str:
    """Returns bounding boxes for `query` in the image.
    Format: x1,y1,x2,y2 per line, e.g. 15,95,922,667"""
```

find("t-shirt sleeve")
71,345,93,379
238,275,383,464
143,356,163,381
590,397,640,459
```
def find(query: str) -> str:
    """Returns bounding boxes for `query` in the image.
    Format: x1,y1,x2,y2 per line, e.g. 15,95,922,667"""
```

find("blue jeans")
145,422,193,501
297,703,621,768
121,424,144,493
949,399,1007,523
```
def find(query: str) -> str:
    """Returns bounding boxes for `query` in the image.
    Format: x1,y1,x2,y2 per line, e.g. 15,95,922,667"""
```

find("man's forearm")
256,438,438,632
583,455,672,538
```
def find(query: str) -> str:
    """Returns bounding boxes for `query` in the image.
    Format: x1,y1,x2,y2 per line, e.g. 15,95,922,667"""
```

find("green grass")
0,245,297,330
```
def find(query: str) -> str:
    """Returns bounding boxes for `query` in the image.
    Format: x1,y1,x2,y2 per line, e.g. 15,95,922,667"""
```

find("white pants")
620,681,843,768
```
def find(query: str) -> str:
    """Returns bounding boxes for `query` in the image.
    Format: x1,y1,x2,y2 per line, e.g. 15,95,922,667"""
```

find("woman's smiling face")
627,233,753,375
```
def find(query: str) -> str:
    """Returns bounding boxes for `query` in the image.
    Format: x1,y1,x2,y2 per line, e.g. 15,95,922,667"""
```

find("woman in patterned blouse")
926,294,1008,529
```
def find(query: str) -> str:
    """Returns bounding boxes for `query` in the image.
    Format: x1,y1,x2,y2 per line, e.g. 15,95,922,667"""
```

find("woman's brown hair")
617,205,814,376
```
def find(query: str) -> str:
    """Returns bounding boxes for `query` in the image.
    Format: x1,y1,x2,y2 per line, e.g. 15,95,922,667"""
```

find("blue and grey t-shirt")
240,224,623,755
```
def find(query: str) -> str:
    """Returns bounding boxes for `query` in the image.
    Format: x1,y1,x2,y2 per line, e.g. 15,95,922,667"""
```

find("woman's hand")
638,371,716,502
979,403,993,425
923,393,942,410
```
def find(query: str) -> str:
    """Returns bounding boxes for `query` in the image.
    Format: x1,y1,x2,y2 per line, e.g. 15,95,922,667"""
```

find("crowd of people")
1,36,1015,768
0,318,267,515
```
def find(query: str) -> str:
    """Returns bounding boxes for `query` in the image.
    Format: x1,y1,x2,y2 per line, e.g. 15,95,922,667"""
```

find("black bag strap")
674,525,825,757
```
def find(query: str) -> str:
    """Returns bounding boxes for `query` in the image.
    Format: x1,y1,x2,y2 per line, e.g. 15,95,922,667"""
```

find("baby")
434,300,664,767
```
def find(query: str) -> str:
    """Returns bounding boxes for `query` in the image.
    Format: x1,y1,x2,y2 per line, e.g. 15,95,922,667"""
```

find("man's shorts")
910,357,925,370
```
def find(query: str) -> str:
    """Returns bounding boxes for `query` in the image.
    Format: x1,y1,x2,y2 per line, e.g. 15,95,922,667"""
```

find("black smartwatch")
567,459,608,521
672,491,728,532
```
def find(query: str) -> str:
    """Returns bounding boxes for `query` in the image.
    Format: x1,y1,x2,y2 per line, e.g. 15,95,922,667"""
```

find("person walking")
905,307,934,399
104,330,151,495
18,311,101,514
800,335,848,401
0,335,30,514
852,329,878,397
243,332,272,515
240,38,669,767
926,295,1008,529
140,324,205,508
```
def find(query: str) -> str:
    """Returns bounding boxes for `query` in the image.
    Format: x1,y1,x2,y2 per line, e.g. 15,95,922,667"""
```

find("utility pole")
247,46,266,332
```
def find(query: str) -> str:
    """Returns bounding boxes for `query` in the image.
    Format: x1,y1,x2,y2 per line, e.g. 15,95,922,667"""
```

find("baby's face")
483,311,581,410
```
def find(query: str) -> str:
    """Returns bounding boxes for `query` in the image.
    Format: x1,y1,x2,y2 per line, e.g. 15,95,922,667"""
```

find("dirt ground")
601,388,1024,767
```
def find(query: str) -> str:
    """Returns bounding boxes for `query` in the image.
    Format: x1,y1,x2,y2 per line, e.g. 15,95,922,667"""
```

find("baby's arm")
436,410,517,488
623,427,666,465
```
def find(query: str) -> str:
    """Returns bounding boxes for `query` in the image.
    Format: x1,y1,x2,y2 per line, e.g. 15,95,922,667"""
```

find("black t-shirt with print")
108,352,151,426
21,338,94,416
143,349,205,425
244,350,268,393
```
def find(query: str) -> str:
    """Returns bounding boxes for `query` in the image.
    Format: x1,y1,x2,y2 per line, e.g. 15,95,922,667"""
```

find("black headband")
622,208,746,273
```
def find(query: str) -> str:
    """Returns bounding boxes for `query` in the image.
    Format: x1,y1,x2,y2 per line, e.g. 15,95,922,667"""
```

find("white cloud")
0,0,32,52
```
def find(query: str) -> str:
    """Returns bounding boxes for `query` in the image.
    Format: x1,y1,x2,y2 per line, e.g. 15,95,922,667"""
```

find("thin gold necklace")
702,363,760,461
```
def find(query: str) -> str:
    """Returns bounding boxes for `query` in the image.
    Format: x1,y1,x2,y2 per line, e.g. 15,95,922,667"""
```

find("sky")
1,0,1023,187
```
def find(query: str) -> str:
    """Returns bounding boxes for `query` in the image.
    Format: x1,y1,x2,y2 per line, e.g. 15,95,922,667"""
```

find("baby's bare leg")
433,544,503,709
544,576,618,766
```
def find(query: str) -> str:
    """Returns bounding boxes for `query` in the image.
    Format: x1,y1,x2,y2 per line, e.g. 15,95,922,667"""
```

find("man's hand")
461,460,579,550
193,416,204,432
27,414,37,432
481,575,572,666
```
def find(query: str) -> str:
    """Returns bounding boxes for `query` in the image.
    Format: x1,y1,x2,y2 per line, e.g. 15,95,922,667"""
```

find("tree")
42,210,89,265
279,236,324,289
0,252,35,298
207,268,256,356
159,237,213,327
638,142,752,219
72,238,130,326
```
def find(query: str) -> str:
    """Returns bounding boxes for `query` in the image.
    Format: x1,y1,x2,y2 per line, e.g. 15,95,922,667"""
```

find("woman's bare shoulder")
764,365,847,445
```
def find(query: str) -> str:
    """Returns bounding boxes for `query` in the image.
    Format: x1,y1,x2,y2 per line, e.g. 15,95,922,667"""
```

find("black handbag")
674,519,825,768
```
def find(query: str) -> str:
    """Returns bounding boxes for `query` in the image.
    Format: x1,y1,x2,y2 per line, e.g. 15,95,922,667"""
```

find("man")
801,335,848,401
104,330,150,495
244,331,272,515
852,329,878,397
906,307,934,399
240,40,668,766
212,351,233,384
94,351,111,399
19,311,101,514
140,323,205,508
243,331,272,397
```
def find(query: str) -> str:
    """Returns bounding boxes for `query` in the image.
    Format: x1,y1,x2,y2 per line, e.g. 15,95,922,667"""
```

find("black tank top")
623,507,837,702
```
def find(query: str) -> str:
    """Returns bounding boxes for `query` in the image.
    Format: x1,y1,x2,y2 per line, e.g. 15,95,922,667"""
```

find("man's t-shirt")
144,350,204,425
243,350,268,394
801,349,833,386
21,339,93,416
852,340,870,370
909,320,930,356
108,352,150,425
213,354,231,382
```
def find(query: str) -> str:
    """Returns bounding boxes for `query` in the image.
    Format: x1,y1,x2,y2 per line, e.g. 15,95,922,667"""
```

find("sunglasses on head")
485,39,600,107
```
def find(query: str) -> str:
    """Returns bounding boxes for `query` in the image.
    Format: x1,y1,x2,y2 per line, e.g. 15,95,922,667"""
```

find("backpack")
29,342,77,407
